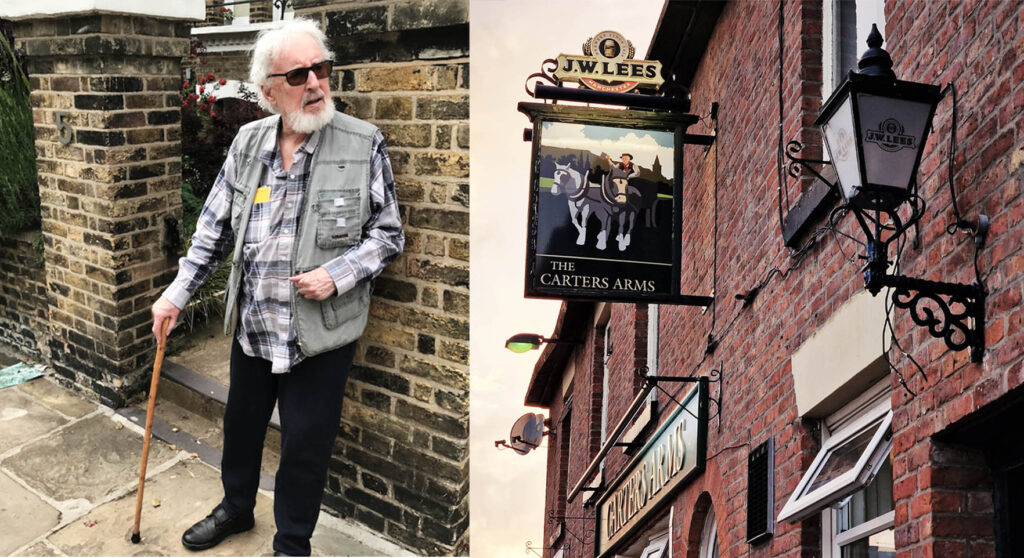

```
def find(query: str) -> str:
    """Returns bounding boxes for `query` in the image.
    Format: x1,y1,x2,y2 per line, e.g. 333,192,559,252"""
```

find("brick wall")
886,1,1023,555
541,1,1024,557
10,14,189,407
291,1,469,554
0,231,47,359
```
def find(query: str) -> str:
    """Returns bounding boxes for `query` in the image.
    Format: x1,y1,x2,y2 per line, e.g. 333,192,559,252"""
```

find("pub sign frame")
519,102,709,305
594,379,708,558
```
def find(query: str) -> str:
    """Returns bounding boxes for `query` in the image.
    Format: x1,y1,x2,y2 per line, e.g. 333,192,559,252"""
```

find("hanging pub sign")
595,381,707,558
519,102,709,304
554,30,664,93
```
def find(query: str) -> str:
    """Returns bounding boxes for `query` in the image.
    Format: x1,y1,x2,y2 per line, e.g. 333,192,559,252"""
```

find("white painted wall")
0,0,204,21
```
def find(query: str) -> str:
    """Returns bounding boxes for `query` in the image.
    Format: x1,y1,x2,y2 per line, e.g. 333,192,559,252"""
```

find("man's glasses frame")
269,60,333,87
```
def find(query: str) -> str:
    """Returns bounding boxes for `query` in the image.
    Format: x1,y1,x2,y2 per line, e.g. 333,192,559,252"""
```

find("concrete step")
159,319,282,454
117,398,279,491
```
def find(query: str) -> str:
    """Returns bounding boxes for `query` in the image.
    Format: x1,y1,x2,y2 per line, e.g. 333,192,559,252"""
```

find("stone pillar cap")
0,0,204,21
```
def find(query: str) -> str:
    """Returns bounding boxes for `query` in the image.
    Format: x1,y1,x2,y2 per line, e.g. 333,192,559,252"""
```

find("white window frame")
638,531,669,558
822,0,887,98
647,304,659,402
698,506,719,558
777,392,892,523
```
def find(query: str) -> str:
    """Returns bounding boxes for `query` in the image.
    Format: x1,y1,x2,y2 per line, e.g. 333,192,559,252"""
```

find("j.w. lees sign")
554,30,664,93
595,382,707,558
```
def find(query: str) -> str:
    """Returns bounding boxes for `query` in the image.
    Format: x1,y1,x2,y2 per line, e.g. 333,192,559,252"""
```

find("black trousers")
219,337,354,556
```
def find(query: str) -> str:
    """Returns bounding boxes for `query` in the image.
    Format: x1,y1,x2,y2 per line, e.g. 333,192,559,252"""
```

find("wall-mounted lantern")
787,25,988,363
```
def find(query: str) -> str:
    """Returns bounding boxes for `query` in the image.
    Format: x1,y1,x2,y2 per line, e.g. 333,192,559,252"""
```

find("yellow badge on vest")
253,186,271,204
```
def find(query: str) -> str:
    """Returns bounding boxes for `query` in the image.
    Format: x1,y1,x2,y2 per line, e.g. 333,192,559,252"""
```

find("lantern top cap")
857,24,896,79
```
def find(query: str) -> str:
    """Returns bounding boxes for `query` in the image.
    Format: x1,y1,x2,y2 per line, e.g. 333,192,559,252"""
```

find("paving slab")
310,520,385,557
4,414,178,504
132,398,281,479
12,540,61,557
0,387,69,453
47,459,276,557
16,377,97,419
0,471,61,555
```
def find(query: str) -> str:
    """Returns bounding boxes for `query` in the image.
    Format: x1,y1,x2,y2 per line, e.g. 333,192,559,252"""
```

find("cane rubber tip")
131,533,141,544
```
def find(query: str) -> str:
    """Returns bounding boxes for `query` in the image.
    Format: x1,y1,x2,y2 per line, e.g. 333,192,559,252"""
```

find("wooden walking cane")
131,318,169,544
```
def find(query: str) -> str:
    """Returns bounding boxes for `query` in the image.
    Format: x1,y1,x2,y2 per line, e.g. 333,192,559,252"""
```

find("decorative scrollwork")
525,58,560,98
784,140,832,184
891,287,975,353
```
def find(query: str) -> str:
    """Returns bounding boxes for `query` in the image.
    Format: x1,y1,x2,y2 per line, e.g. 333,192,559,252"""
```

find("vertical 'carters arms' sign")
595,381,707,558
554,30,664,93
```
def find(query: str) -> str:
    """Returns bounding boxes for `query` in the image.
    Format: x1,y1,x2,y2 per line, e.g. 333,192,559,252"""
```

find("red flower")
221,6,228,11
199,77,206,85
208,96,217,102
219,78,227,86
206,73,215,80
183,81,190,88
199,86,205,93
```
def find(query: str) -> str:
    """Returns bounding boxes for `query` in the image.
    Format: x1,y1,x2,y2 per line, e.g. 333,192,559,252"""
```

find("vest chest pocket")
315,189,361,249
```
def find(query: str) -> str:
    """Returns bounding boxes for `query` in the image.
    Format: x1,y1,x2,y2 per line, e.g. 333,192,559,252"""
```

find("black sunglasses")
269,60,333,86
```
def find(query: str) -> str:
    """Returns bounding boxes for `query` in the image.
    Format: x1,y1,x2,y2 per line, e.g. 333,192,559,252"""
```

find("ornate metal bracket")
865,242,986,362
525,58,560,98
526,540,565,558
783,139,987,364
784,141,836,190
640,368,722,425
547,511,596,545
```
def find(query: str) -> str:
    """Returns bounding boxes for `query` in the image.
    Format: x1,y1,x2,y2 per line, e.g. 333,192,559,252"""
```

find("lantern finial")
857,24,896,79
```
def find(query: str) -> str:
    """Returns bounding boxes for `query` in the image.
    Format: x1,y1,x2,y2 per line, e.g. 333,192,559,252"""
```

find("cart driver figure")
150,18,404,557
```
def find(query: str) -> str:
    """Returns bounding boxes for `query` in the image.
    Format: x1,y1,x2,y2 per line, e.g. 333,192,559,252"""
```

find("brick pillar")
7,5,201,407
292,1,468,554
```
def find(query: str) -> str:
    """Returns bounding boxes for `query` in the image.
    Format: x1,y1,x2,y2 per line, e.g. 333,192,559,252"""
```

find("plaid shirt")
163,123,404,373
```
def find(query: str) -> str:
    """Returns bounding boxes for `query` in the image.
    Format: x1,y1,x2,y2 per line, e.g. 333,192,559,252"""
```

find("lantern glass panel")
821,94,861,202
856,93,933,192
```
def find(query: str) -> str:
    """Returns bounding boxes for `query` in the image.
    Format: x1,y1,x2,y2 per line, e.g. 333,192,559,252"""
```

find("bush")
0,29,40,232
178,70,266,330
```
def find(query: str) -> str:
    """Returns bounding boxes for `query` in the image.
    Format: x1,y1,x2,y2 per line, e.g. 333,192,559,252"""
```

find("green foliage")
177,69,265,330
0,32,40,232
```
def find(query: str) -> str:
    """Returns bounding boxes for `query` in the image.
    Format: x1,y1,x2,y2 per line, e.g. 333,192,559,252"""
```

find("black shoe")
181,504,255,551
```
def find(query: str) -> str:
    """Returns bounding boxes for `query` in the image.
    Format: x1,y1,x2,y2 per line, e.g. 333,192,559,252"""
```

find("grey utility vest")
223,112,377,356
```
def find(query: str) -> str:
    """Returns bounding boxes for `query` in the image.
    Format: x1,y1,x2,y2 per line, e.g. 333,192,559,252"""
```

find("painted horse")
550,161,639,251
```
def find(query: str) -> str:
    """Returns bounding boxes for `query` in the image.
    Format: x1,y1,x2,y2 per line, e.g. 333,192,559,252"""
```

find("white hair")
249,18,334,114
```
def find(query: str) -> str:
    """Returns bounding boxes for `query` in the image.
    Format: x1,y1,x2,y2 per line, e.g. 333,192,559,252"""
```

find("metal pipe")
567,380,654,503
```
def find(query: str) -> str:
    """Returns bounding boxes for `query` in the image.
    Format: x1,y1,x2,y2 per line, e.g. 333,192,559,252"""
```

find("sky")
469,1,666,556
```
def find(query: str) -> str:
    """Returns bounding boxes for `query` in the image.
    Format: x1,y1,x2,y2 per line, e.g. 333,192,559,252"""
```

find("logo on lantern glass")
866,118,917,153
834,128,853,162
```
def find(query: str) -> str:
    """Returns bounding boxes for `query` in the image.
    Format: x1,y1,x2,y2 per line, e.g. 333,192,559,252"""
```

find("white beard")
283,95,335,134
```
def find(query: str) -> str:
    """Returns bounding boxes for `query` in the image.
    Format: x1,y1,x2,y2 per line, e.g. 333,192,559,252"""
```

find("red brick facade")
530,1,1024,557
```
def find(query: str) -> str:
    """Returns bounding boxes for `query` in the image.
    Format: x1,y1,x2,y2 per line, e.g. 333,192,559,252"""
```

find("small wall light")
505,333,577,353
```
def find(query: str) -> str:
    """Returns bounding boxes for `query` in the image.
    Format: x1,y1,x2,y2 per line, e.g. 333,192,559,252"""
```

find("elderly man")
150,18,403,557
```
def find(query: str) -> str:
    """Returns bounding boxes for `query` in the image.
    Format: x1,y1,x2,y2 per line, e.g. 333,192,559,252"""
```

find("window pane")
840,528,895,558
837,456,893,533
807,420,880,493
